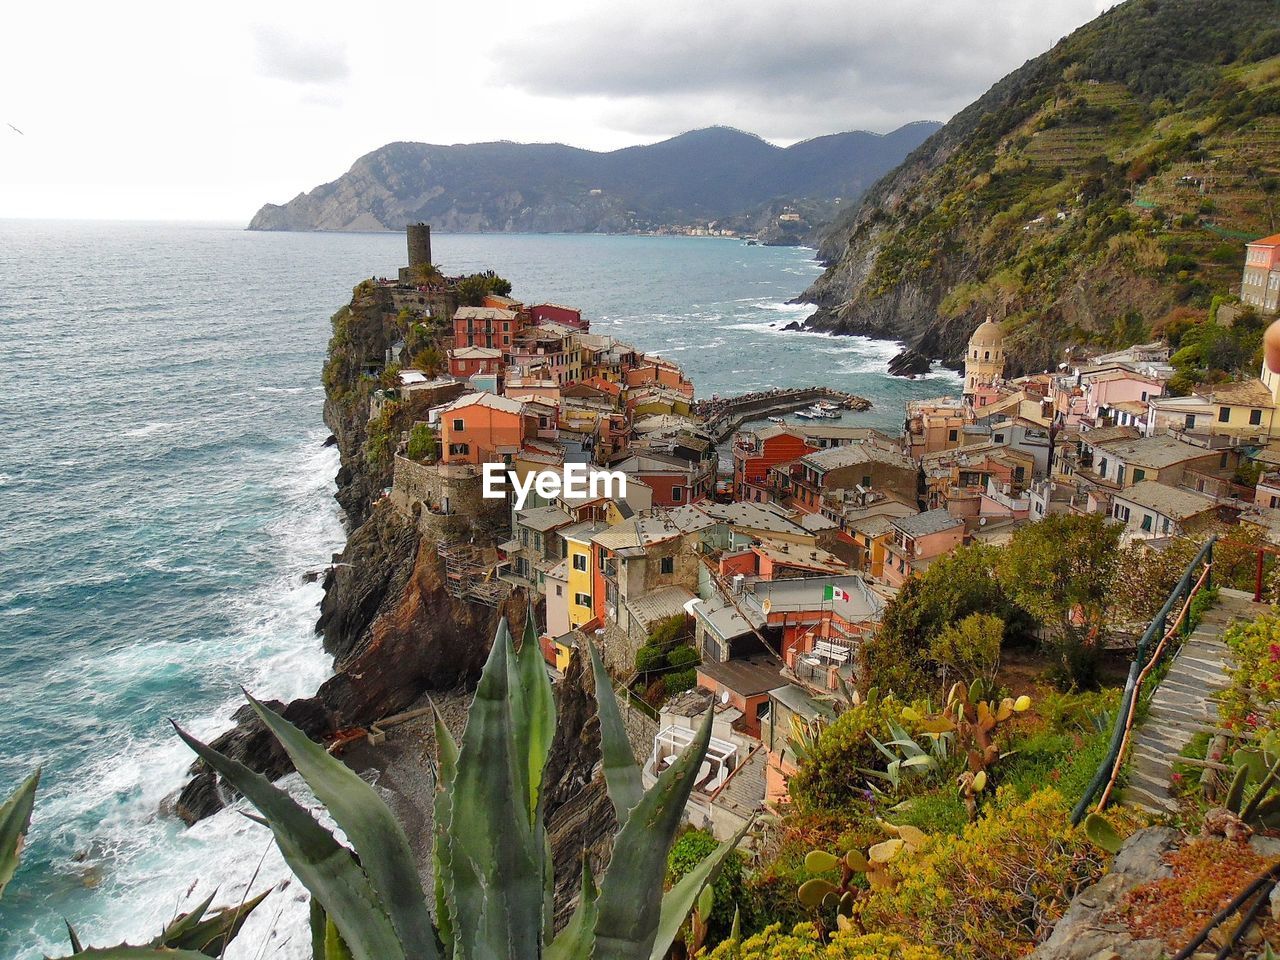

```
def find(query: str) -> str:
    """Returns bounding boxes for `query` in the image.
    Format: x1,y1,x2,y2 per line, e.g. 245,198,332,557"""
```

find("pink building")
1053,364,1166,428
880,509,965,587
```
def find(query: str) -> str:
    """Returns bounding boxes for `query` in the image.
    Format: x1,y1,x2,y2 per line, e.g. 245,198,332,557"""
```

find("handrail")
1093,558,1212,811
1070,534,1216,825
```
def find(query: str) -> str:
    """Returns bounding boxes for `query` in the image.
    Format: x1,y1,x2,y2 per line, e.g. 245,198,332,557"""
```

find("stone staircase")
1120,588,1268,815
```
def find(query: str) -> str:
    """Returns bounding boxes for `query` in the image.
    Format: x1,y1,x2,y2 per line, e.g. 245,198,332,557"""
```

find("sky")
0,0,1116,222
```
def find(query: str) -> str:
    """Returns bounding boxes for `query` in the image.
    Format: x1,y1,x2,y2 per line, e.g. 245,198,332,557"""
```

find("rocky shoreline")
167,276,620,915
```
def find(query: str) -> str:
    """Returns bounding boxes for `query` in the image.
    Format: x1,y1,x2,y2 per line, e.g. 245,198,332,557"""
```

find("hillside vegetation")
803,0,1280,374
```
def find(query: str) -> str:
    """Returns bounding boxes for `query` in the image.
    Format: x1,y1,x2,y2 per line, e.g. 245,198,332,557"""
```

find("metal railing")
1070,534,1217,825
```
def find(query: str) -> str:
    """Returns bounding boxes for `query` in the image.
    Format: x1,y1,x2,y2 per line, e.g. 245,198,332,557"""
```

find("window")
452,418,465,431
574,592,592,608
1251,409,1263,426
448,443,469,455
1133,468,1146,483
1115,465,1125,485
1271,496,1279,509
994,433,1005,444
555,584,562,596
671,487,684,503
1141,515,1153,532
1219,407,1231,423
861,475,872,488
948,429,958,442
572,553,587,572
1162,517,1172,533
1185,414,1196,429
660,556,675,575
1141,391,1148,402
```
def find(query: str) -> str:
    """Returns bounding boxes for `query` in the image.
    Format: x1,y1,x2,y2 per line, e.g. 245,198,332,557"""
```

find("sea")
0,220,959,957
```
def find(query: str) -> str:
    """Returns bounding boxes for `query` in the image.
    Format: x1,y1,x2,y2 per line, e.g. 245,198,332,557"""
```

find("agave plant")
172,611,743,960
0,770,266,958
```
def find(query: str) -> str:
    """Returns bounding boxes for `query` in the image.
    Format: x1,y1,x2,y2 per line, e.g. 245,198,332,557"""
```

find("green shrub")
668,829,748,943
635,645,666,673
664,669,697,696
858,787,1105,960
406,423,436,462
788,698,903,811
667,645,700,670
929,612,1003,686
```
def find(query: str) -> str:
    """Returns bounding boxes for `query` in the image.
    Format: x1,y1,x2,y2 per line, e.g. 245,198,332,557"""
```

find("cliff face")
803,0,1280,374
247,125,941,234
175,269,620,922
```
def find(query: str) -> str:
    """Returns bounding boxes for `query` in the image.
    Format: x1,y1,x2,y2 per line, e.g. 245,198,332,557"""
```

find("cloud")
253,27,350,85
494,0,1113,139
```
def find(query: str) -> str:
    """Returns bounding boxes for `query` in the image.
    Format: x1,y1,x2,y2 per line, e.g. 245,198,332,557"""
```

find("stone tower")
407,222,432,270
963,315,1006,400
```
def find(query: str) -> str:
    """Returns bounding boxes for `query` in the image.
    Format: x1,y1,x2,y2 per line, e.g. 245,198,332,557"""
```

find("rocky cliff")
248,124,940,235
802,0,1280,375
173,276,619,910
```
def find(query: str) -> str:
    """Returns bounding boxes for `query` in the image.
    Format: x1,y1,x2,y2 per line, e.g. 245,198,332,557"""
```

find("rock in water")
887,348,932,377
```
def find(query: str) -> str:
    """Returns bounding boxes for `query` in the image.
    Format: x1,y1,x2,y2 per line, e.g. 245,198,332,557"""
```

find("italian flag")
823,584,850,603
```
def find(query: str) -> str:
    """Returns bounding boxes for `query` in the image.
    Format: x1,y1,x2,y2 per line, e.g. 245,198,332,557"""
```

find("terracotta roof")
1250,233,1280,248
438,392,526,416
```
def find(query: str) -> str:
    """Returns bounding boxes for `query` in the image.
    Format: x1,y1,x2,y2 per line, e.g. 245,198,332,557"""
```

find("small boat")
794,409,817,420
814,401,838,412
744,238,759,246
768,416,786,424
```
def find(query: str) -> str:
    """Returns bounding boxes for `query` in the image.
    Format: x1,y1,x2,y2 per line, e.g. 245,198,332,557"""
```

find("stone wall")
390,455,509,540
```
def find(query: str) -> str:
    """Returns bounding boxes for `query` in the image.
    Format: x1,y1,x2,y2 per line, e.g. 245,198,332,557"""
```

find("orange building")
453,306,527,351
437,393,533,465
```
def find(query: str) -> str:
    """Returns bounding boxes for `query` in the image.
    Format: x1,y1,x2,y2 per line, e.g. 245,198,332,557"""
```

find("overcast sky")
0,0,1115,222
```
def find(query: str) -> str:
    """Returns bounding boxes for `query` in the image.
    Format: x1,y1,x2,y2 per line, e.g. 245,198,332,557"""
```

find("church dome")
969,316,1004,349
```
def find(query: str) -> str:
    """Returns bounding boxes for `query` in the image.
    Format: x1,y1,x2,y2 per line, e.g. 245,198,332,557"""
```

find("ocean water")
0,221,958,957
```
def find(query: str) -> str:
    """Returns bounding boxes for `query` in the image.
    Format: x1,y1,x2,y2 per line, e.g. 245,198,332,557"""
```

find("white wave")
122,421,177,439
22,437,343,959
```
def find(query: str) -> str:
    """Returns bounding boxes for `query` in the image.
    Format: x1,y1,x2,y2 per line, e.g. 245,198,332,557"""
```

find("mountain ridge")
801,0,1280,374
247,123,941,234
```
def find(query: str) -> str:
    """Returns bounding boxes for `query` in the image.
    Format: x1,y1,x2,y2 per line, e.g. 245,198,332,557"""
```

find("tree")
997,514,1120,689
457,271,513,307
406,423,436,462
929,613,1004,687
411,345,445,377
864,545,1026,699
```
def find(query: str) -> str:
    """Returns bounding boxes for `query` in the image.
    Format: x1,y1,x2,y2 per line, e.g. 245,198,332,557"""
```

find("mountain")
802,0,1280,374
246,123,941,234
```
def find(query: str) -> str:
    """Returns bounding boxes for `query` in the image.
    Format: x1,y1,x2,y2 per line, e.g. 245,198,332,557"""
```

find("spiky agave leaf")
0,768,38,900
243,695,437,958
444,619,543,959
587,641,643,820
171,723,406,960
430,699,459,954
592,705,715,960
511,608,558,935
159,889,271,955
544,858,598,960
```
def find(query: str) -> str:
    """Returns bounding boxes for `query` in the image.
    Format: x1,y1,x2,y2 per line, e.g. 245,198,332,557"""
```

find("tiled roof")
1115,480,1216,519
1090,435,1212,469
892,508,963,538
438,392,526,416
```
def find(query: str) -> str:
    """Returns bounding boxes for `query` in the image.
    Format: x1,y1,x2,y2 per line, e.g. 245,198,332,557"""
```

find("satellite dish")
720,691,730,704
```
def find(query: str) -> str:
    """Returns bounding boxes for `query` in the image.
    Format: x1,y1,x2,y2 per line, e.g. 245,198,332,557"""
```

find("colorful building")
1242,233,1280,314
436,392,532,465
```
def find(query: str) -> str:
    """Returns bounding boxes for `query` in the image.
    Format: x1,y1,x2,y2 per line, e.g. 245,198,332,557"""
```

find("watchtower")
407,222,432,269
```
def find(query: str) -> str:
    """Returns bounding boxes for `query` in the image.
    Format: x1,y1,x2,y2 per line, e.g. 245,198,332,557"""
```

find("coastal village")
360,223,1280,843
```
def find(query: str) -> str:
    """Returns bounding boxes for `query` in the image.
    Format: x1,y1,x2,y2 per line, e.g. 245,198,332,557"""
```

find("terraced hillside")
803,0,1280,375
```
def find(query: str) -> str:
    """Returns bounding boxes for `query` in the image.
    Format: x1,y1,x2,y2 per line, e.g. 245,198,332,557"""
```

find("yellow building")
963,316,1006,400
1149,358,1280,441
562,520,609,628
